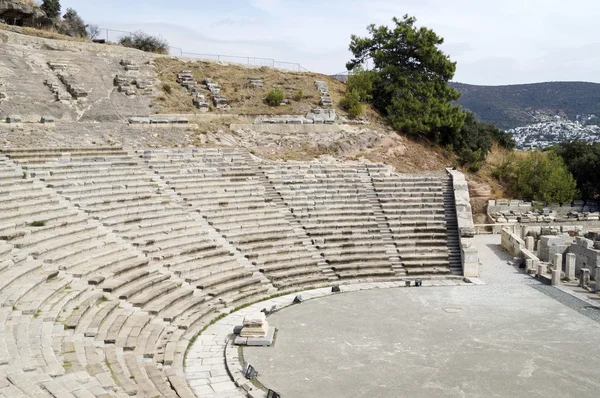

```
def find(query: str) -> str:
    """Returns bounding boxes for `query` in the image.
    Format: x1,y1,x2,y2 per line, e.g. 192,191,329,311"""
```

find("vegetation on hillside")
347,15,465,139
552,141,600,200
266,87,284,106
494,151,578,203
119,30,169,54
444,112,515,172
452,81,600,129
345,16,515,171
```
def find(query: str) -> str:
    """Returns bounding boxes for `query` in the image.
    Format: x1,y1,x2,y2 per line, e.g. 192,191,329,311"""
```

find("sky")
59,0,600,85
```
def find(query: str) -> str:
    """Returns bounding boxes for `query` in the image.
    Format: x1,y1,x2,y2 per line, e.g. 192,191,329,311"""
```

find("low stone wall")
568,237,600,278
448,169,477,276
501,228,525,257
501,228,541,273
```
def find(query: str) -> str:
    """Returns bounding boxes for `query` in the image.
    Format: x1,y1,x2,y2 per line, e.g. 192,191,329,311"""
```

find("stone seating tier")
0,147,467,397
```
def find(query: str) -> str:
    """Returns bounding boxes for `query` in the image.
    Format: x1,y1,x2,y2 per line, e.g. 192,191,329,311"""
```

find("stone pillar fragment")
553,253,563,271
580,268,590,288
525,236,535,252
551,269,561,285
565,253,576,281
537,263,547,278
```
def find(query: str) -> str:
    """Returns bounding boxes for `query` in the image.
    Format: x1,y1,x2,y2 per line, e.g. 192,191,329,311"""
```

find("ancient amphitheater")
4,26,600,398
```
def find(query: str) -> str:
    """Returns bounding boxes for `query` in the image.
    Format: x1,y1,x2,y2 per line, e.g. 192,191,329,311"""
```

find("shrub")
58,8,87,38
495,151,578,203
30,220,46,227
86,24,101,40
162,83,172,94
266,87,284,106
119,31,169,54
346,66,375,102
293,89,303,101
340,89,362,117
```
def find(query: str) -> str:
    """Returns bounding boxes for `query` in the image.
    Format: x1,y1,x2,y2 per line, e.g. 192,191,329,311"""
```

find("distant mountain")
451,81,600,130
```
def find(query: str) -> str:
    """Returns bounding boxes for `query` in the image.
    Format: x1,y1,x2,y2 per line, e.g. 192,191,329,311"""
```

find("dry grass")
153,58,349,116
0,23,89,43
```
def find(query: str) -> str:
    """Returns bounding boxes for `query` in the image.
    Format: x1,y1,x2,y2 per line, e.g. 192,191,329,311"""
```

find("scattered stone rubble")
489,199,600,223
120,59,139,71
114,75,152,96
204,78,228,109
46,61,88,100
176,70,196,91
315,80,332,107
128,116,189,125
246,77,263,88
176,70,209,112
254,108,336,125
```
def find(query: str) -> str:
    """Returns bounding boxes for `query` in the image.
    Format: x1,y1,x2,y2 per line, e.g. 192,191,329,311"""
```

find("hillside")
452,81,600,130
0,27,454,174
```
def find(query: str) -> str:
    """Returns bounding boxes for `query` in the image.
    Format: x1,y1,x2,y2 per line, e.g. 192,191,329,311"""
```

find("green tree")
347,15,465,139
60,8,87,37
552,141,600,200
495,151,578,203
446,111,515,170
339,89,363,117
41,0,61,19
346,66,375,102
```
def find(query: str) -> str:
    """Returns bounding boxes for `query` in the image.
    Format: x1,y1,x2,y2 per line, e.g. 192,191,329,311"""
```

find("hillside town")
509,115,600,149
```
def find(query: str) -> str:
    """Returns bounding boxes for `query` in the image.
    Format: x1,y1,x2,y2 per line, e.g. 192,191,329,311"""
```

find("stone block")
40,116,55,123
551,269,560,285
552,253,563,270
580,268,591,288
525,236,535,252
565,253,576,280
129,117,150,124
6,115,22,123
596,267,600,292
245,326,275,346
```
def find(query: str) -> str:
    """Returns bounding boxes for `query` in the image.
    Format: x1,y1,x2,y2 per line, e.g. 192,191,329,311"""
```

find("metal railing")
97,28,310,72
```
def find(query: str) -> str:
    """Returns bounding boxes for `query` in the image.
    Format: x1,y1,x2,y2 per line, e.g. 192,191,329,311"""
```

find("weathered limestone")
538,263,547,278
192,93,209,112
247,77,263,88
525,236,535,252
580,268,590,288
565,253,576,281
552,253,563,271
254,109,336,125
204,78,228,109
551,269,561,285
40,116,55,123
240,313,268,337
315,80,332,107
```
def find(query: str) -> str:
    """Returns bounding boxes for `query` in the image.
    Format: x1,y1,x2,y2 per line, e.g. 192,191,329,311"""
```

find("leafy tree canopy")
495,151,578,203
41,0,61,19
551,141,600,200
346,15,465,139
59,8,87,37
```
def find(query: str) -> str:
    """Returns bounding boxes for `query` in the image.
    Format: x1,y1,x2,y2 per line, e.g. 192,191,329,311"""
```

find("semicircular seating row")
0,147,461,397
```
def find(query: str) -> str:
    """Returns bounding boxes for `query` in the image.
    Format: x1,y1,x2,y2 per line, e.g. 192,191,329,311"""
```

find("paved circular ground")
244,237,600,398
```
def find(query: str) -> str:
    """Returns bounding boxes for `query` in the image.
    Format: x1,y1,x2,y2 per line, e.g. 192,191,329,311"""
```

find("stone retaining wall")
448,169,477,276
